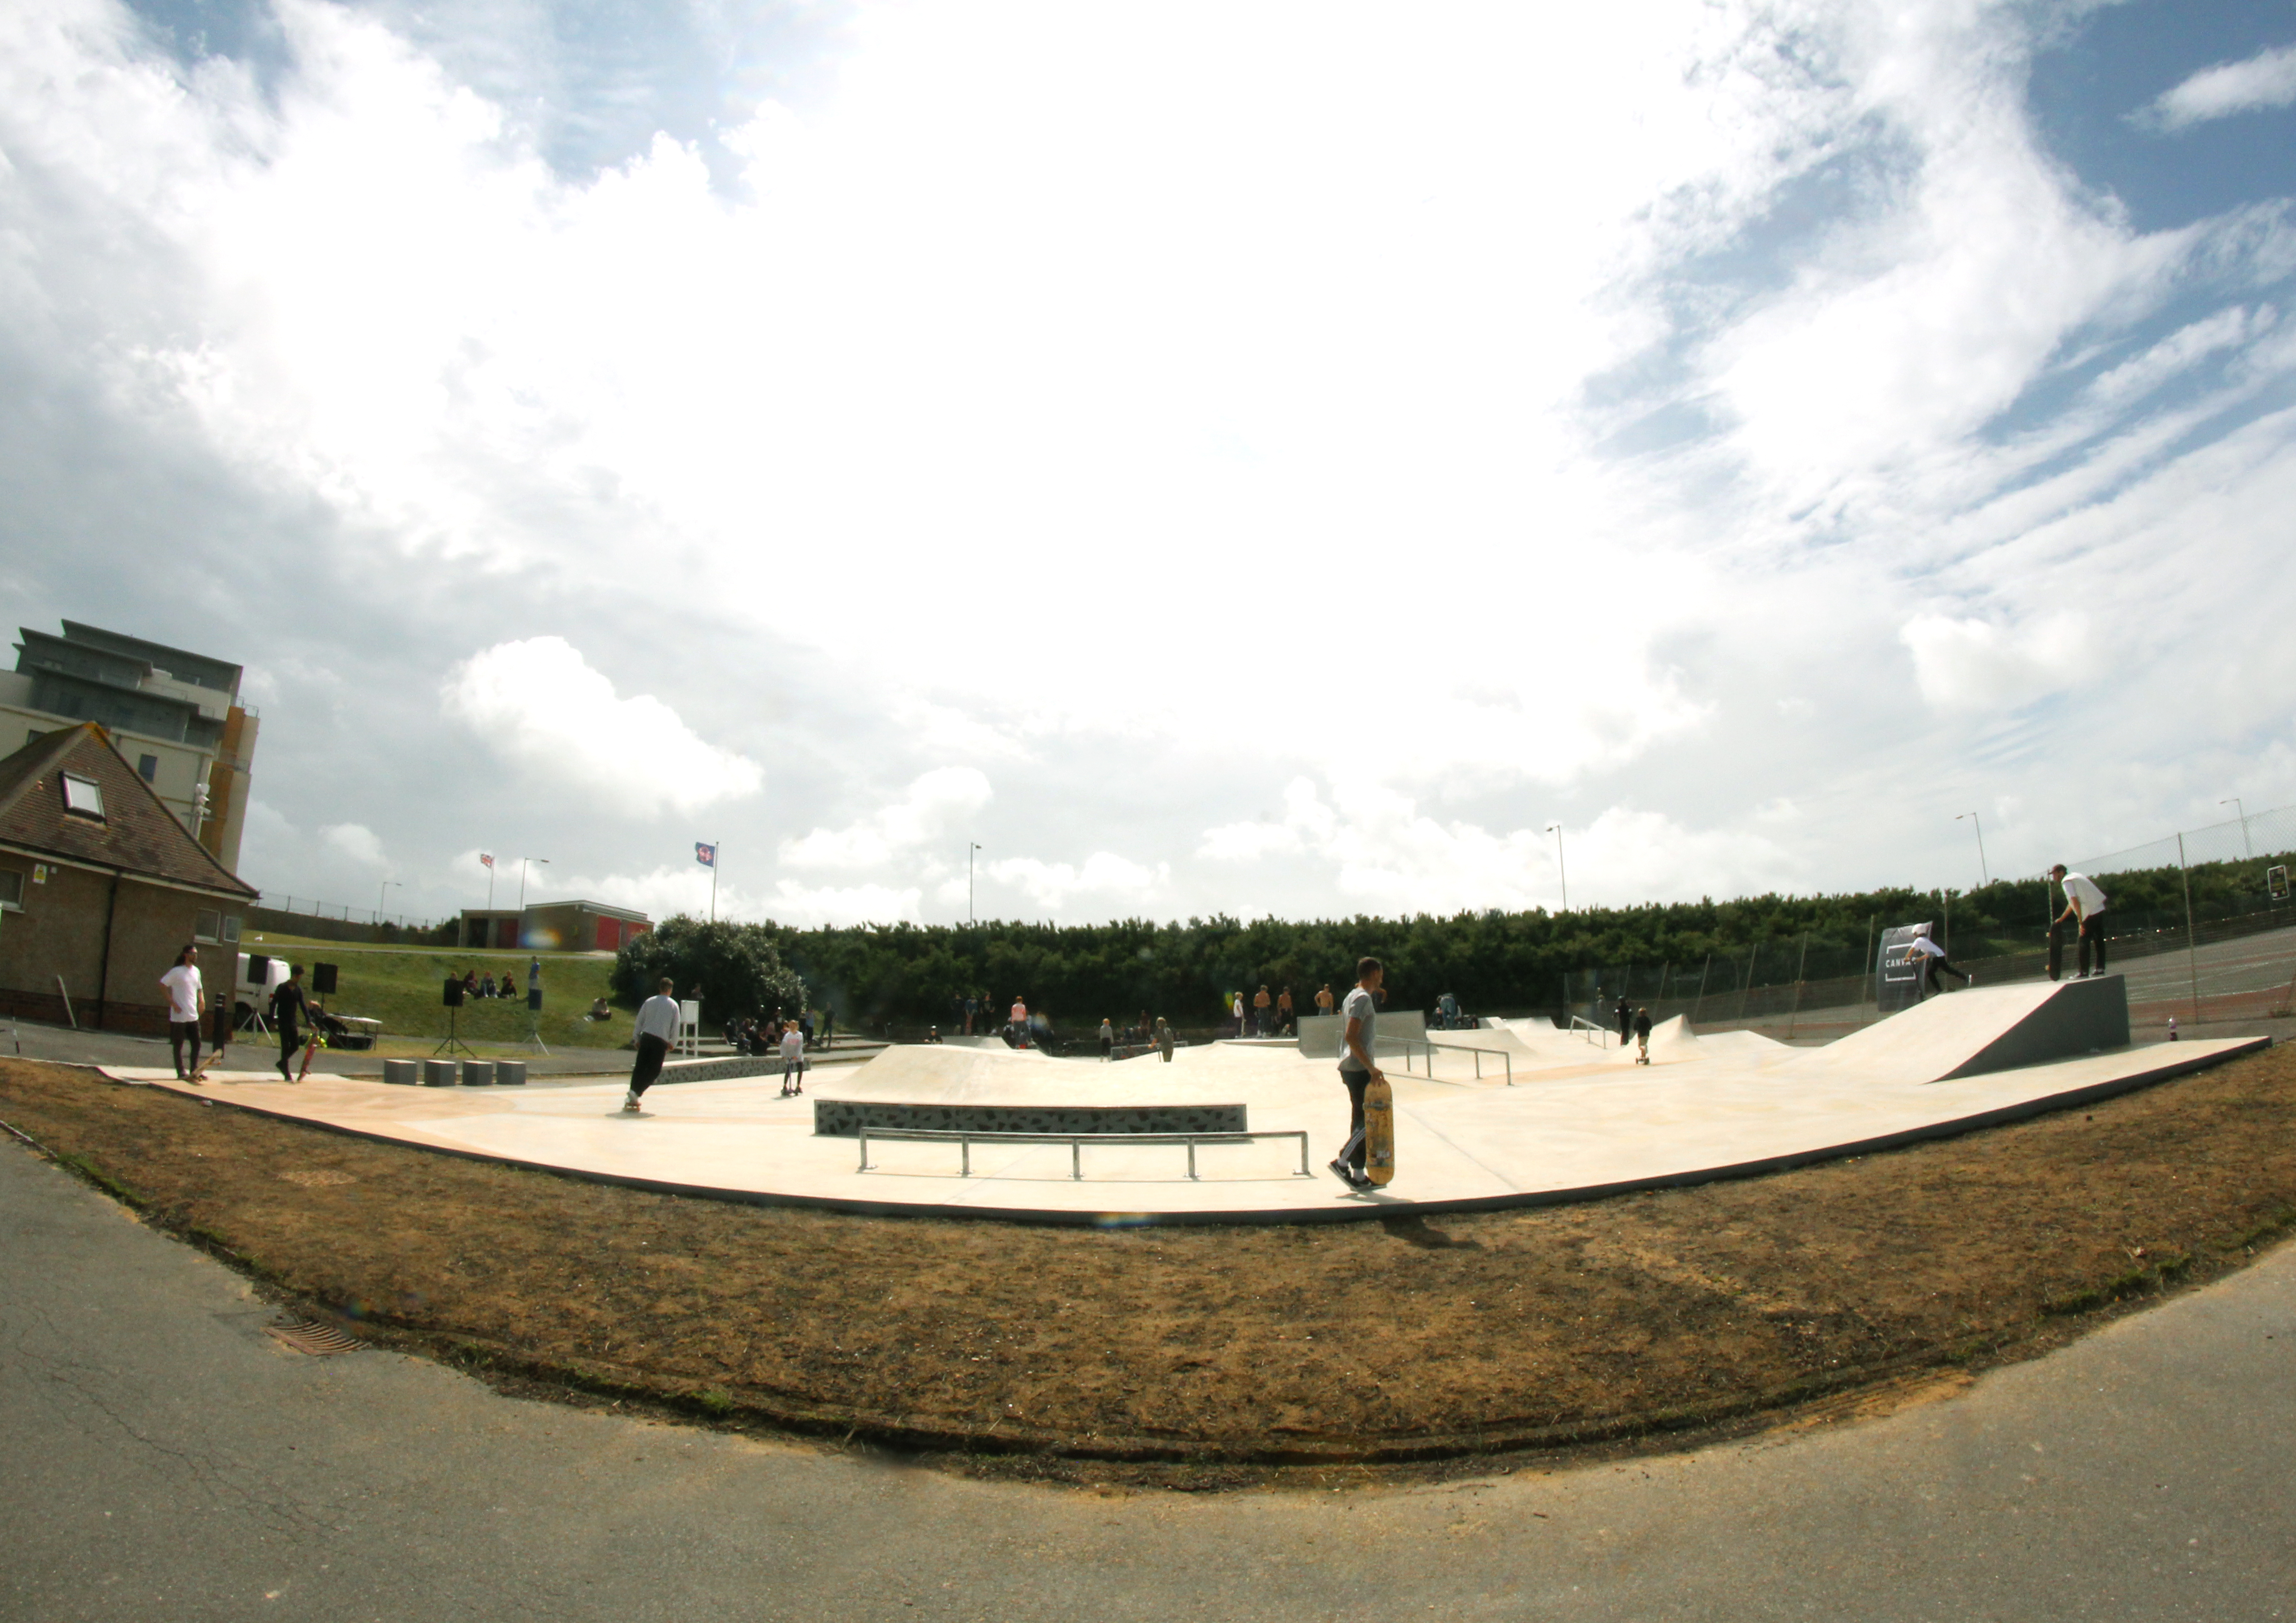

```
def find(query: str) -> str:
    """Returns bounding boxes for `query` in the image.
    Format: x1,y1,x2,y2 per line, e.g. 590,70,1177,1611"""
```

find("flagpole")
710,843,719,923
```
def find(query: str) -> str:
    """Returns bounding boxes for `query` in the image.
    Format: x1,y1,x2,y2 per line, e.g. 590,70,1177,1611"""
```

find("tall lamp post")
519,857,548,911
1956,812,1989,888
2222,798,2252,858
1545,824,1568,911
377,879,400,925
969,842,982,926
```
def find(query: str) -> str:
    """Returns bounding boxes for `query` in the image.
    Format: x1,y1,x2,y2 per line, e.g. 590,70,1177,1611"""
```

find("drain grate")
265,1315,364,1356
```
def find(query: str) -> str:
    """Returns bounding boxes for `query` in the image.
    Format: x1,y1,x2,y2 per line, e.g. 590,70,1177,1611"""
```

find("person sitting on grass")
480,972,496,999
587,996,613,1021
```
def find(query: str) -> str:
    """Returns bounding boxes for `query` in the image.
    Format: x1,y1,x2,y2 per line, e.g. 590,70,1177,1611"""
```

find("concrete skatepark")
103,973,2265,1223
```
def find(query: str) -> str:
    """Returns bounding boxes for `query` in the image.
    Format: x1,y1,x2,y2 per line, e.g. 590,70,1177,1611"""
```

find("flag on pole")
479,853,494,869
695,842,717,869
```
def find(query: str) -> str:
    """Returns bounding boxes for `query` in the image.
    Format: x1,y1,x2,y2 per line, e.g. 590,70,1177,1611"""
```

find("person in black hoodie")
269,965,314,1083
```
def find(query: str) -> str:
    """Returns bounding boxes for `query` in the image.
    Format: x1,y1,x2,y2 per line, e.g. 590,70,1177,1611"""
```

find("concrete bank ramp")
1783,975,2131,1086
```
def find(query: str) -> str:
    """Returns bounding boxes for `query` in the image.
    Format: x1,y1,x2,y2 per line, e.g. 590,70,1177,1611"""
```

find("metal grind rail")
854,1125,1313,1180
1376,1034,1514,1085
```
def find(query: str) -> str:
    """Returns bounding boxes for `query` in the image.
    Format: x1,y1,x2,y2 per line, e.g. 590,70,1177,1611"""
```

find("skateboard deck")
295,1036,321,1082
1363,1074,1395,1187
186,1053,219,1084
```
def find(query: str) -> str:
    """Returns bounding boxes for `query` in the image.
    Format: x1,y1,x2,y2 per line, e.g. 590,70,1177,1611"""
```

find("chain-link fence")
1558,801,2296,1042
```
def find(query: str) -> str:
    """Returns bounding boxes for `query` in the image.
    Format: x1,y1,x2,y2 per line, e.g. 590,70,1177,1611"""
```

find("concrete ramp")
1783,975,2131,1086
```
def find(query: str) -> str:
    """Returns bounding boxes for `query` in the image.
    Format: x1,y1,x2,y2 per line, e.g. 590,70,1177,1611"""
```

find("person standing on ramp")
1330,956,1388,1191
625,978,679,1113
2050,864,2111,979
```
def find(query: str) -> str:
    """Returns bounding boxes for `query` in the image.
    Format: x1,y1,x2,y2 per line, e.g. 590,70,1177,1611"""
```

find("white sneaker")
621,1093,642,1113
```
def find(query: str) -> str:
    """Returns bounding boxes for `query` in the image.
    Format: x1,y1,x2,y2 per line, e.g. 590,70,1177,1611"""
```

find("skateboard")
1363,1073,1395,1187
186,1052,220,1084
295,1036,321,1082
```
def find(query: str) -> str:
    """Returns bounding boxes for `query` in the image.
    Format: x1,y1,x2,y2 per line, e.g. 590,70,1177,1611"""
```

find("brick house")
0,722,260,1035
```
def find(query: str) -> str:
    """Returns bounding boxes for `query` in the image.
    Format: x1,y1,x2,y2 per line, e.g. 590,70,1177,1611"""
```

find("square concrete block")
493,1060,527,1085
421,1059,457,1087
382,1059,418,1086
460,1059,495,1086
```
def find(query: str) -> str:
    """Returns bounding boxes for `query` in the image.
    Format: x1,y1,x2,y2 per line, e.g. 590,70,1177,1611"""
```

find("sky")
4,0,2294,929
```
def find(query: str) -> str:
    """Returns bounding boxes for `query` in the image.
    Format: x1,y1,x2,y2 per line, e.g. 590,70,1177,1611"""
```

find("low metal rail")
1376,1034,1513,1085
1567,1016,1610,1046
854,1125,1312,1180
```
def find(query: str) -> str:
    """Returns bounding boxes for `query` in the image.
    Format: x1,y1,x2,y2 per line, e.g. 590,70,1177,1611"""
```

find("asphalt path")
4,1134,2293,1622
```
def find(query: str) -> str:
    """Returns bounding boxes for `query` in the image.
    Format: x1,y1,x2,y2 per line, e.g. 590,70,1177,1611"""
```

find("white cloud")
2142,44,2296,131
779,768,992,870
1899,612,2092,711
320,821,385,865
983,853,1167,914
765,880,925,927
440,636,762,817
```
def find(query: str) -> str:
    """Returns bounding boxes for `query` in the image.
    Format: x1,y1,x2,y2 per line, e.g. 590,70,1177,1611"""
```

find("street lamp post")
378,879,400,924
969,842,982,926
519,857,548,911
2222,798,2252,859
1956,812,1989,888
1545,824,1568,912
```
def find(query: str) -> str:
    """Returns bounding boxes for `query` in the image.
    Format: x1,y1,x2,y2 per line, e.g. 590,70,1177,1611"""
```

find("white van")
234,952,292,1029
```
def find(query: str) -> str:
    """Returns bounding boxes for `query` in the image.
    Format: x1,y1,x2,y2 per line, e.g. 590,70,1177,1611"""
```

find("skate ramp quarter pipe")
1785,975,2132,1087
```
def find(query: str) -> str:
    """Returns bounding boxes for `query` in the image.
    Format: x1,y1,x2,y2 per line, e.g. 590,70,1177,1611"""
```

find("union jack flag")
695,842,717,869
479,852,494,869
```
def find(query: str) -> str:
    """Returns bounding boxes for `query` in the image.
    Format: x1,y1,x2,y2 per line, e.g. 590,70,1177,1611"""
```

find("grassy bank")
239,934,623,1049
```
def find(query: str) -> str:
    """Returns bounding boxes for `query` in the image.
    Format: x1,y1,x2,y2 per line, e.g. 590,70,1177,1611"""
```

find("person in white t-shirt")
625,978,680,1113
1330,956,1386,1191
1906,926,1971,998
2050,864,2111,978
159,944,206,1081
778,1022,806,1098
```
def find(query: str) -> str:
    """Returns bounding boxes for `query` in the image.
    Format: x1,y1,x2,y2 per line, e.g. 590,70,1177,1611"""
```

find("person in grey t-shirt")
625,978,680,1113
1330,956,1386,1190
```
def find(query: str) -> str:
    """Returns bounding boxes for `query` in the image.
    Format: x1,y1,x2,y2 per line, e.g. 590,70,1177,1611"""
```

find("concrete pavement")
4,1132,2292,1621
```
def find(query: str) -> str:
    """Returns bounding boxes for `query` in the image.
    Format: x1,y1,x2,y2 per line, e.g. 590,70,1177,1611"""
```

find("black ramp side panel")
1942,975,2131,1080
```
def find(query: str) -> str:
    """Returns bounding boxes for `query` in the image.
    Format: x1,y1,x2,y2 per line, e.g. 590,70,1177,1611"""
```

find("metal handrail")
1567,1016,1609,1045
854,1125,1311,1180
1424,1038,1514,1086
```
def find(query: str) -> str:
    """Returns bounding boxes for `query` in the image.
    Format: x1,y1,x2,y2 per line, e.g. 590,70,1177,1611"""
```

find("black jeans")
170,1019,202,1076
1338,1066,1371,1170
278,1028,303,1073
630,1033,670,1096
2079,914,2108,975
1920,958,1969,995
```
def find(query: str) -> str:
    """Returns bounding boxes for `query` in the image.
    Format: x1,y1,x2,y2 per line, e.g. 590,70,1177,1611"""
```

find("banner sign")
1876,922,1932,1014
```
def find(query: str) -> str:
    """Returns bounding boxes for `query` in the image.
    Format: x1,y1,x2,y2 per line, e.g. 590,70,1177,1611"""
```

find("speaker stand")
433,1005,476,1058
520,1011,550,1055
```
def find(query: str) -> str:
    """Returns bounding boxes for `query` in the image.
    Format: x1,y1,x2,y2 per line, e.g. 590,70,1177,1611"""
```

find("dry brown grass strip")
4,1047,2293,1479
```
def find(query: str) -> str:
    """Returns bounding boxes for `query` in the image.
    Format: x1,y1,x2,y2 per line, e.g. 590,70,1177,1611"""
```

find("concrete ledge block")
382,1059,418,1086
460,1059,495,1086
421,1059,457,1087
494,1059,527,1085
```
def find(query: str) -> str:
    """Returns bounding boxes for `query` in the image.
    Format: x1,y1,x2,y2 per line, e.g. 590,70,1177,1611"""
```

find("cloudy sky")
4,0,2293,928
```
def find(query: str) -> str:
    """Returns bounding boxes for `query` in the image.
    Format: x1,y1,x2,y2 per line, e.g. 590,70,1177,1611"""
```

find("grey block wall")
813,1101,1250,1138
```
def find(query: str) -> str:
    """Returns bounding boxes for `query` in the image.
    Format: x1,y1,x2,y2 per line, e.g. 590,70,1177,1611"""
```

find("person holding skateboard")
160,944,205,1081
625,978,680,1113
2049,864,2110,978
268,964,315,1083
1330,956,1387,1191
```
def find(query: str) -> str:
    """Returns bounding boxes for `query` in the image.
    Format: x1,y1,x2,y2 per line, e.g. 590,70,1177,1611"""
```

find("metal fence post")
2179,833,2201,1027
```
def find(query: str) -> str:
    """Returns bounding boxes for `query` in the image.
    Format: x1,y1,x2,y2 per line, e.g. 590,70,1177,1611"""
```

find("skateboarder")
778,1021,806,1097
1906,926,1971,997
160,944,205,1081
1098,1017,1114,1061
1616,996,1632,1049
1329,956,1386,1191
268,964,315,1082
624,978,679,1113
1632,1006,1653,1063
2049,864,2110,978
1154,1016,1175,1062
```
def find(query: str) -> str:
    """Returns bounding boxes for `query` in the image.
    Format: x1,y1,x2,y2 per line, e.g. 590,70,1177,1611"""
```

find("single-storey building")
0,722,261,1034
457,900,651,953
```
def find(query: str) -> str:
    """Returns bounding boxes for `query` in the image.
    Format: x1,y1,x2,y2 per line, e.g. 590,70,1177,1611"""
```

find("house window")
222,915,242,943
0,870,23,909
61,773,105,820
138,754,159,782
195,910,221,942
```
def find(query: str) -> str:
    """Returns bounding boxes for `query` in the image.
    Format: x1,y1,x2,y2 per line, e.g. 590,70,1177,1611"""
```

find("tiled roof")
0,723,259,898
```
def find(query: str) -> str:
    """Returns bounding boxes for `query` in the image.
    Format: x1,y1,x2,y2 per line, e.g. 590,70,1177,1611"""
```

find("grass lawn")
238,933,627,1050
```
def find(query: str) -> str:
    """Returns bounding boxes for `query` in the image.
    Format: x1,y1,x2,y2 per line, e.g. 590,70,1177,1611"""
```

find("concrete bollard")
421,1059,457,1087
382,1059,418,1086
493,1059,527,1085
460,1059,495,1086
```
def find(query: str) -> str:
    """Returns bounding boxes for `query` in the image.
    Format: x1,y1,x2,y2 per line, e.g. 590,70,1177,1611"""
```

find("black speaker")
527,986,542,1012
443,975,465,1008
312,962,339,996
245,953,271,985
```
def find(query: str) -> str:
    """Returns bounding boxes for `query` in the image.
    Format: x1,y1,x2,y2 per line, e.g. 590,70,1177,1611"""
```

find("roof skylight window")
61,773,105,820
